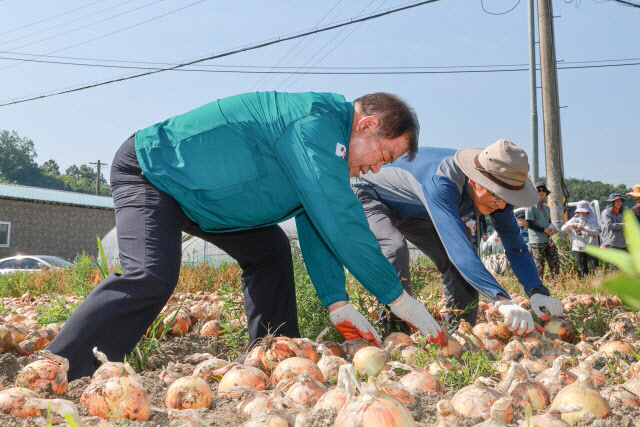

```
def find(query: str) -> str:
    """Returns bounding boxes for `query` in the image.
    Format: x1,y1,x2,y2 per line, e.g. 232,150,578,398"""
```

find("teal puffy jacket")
135,91,403,307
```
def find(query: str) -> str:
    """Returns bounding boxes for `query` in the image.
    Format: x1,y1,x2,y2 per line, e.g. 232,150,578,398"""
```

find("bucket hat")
456,139,538,208
534,182,551,195
606,193,625,203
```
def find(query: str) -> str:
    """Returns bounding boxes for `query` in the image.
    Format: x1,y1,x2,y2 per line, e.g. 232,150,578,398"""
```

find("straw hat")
455,139,538,208
627,184,640,198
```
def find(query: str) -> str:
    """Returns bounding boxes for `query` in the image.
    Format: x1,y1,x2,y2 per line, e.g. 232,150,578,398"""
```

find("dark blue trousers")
47,136,300,380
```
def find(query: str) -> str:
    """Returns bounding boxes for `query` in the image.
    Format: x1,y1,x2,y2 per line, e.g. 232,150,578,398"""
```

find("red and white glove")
388,291,447,346
530,294,564,321
495,299,537,335
329,303,382,347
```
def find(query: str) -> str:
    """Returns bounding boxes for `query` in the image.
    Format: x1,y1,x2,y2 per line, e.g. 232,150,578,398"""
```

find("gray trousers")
354,186,479,326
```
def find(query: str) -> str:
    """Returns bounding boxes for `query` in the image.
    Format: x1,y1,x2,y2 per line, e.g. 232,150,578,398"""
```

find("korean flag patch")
335,143,346,159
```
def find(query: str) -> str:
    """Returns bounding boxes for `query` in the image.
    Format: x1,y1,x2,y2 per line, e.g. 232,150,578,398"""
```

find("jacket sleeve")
582,221,601,236
491,207,546,295
602,210,624,230
421,175,510,301
273,113,403,307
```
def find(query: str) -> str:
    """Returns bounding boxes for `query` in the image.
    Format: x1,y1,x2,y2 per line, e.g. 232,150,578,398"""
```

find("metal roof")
0,183,114,209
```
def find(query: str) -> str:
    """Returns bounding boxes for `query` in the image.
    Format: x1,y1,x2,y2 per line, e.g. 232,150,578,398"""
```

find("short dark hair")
354,92,419,161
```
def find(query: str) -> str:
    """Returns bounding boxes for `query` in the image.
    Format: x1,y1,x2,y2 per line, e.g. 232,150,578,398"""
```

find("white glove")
495,299,535,335
530,294,564,320
329,303,382,347
388,291,446,345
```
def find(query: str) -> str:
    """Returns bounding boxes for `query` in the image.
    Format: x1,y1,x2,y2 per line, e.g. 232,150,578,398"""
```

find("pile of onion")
15,353,69,395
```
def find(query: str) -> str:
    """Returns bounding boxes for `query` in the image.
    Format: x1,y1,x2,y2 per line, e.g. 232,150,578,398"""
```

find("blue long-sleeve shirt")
352,147,548,301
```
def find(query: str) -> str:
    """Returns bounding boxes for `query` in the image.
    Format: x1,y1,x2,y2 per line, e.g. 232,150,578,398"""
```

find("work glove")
329,303,382,347
530,294,564,321
388,291,447,346
495,299,538,335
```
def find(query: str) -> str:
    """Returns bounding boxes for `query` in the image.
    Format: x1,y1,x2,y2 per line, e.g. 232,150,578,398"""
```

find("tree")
40,159,61,176
0,130,42,185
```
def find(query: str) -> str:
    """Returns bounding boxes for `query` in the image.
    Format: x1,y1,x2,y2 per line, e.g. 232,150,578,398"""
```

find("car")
0,255,74,275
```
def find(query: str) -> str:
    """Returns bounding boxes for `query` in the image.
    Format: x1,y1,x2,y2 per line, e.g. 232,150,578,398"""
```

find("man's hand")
329,303,382,347
530,294,563,321
388,291,446,346
544,227,556,236
495,299,536,335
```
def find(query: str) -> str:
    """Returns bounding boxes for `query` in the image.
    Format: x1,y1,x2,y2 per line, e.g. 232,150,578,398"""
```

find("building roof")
0,183,114,209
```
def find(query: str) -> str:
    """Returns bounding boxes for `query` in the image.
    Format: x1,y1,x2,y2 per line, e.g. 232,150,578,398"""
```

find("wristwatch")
526,285,551,298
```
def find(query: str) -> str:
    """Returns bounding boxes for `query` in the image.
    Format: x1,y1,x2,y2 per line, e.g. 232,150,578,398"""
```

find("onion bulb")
218,365,270,397
165,376,212,410
317,346,347,382
91,347,138,383
313,387,347,413
475,396,514,427
15,359,68,394
271,357,324,384
192,358,230,382
551,367,609,425
399,370,446,395
334,385,416,426
451,378,513,422
0,387,43,418
80,376,151,421
383,332,414,348
245,335,305,376
543,319,576,343
353,347,388,376
598,340,634,358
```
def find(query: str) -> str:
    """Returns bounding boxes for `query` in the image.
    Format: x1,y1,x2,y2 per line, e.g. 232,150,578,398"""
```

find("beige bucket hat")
455,139,538,208
627,184,640,198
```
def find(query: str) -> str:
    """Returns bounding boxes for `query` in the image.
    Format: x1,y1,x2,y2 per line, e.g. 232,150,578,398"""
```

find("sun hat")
627,184,640,198
605,193,625,203
573,200,596,222
455,139,538,208
534,182,551,195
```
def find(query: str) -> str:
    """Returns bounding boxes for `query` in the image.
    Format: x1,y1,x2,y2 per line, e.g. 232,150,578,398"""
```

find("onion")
91,347,138,383
451,378,513,422
281,371,327,408
342,339,370,359
478,320,512,344
294,338,319,363
498,362,549,410
244,411,294,427
0,325,12,351
271,357,324,385
334,386,416,426
165,376,212,410
521,331,545,350
0,387,43,418
313,387,347,413
80,376,151,421
598,340,634,358
5,323,28,346
15,358,68,394
543,319,576,343
200,319,224,336
192,357,230,382
536,355,577,396
575,335,595,354
317,347,347,382
163,307,191,336
235,387,270,417
399,370,446,395
218,365,270,397
245,335,305,376
399,346,421,365
435,400,458,427
435,334,461,357
374,372,415,404
483,339,504,352
551,366,609,425
475,396,514,427
15,331,50,356
602,385,640,407
353,347,389,376
456,321,485,350
383,332,414,348
318,340,346,358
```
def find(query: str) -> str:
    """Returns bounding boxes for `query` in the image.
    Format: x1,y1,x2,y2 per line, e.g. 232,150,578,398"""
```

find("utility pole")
528,0,539,182
89,160,107,196
537,0,565,229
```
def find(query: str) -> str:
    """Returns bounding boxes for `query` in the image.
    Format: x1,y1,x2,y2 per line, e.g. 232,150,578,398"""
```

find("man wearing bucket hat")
351,139,563,335
601,193,627,250
525,182,560,277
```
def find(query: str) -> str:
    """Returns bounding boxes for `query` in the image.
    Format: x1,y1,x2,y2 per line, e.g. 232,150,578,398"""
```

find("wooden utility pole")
90,160,106,196
537,0,565,229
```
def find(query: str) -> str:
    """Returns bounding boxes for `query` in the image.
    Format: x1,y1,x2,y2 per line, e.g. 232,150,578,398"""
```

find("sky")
1,0,638,189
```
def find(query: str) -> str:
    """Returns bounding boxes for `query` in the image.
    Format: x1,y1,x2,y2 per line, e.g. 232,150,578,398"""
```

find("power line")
0,1,207,73
1,53,638,72
0,0,140,47
611,0,640,7
480,0,522,15
0,0,109,37
0,0,442,107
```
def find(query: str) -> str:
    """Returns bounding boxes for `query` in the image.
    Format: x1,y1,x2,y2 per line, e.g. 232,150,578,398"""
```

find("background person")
351,139,563,335
46,91,447,381
515,211,531,252
600,193,627,250
525,183,560,277
561,201,601,277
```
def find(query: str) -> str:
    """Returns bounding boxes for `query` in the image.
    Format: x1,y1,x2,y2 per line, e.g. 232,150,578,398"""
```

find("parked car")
0,255,74,274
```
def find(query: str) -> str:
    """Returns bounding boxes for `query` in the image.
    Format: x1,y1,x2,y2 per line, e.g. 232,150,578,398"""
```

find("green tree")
0,130,42,185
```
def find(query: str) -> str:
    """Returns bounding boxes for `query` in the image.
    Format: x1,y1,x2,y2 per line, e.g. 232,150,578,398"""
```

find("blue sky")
1,0,638,188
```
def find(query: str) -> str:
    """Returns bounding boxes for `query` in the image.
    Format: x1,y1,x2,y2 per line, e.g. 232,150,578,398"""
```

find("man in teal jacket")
47,91,445,380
